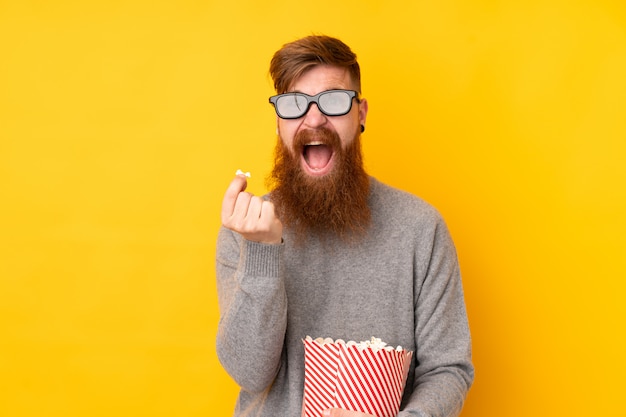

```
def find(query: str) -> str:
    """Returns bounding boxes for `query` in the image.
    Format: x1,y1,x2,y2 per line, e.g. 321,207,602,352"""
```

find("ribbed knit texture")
243,240,282,277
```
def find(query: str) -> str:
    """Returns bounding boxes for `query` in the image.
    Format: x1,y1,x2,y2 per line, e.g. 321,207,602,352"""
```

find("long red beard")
267,127,371,243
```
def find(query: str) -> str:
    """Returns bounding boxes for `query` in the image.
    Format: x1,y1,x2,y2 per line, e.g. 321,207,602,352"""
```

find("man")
216,35,474,417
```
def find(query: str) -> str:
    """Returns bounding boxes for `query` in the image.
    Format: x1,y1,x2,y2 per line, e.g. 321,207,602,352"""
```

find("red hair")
269,35,362,94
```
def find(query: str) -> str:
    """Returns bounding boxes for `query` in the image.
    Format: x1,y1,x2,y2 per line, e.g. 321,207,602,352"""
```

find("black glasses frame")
269,89,360,119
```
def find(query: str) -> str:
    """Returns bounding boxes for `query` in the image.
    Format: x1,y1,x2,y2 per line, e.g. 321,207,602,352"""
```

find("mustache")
293,127,341,151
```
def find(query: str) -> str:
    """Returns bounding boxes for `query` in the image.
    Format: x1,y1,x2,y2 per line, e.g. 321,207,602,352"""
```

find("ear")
358,98,368,127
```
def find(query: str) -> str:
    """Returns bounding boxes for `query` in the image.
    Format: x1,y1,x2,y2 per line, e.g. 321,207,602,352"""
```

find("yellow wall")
1,1,625,416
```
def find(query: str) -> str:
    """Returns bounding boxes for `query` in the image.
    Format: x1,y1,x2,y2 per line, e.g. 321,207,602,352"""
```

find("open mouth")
302,141,334,176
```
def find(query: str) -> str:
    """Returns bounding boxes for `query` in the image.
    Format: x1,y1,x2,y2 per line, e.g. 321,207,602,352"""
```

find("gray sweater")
216,178,474,417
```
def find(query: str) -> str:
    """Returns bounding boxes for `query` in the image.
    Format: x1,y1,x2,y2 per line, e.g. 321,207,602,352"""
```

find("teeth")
307,141,323,146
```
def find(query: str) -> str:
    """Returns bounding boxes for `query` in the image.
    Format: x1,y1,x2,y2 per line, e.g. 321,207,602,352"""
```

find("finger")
259,200,279,224
221,175,248,222
239,195,263,228
231,191,253,225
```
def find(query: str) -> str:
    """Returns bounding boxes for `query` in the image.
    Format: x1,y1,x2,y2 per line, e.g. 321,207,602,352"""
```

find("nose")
302,103,327,128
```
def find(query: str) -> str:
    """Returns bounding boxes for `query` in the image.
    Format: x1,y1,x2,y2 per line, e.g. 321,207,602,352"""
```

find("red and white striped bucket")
302,337,413,417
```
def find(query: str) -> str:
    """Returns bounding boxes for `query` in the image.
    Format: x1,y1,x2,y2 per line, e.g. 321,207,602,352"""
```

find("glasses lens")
318,91,352,115
276,94,308,118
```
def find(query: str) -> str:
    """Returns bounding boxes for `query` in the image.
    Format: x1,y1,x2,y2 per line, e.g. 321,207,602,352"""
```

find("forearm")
216,228,288,393
401,221,474,417
398,366,472,417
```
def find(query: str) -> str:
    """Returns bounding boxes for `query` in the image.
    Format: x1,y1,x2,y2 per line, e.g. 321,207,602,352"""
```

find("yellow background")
1,1,625,416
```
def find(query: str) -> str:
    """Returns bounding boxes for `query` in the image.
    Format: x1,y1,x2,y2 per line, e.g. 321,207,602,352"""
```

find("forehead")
290,65,355,95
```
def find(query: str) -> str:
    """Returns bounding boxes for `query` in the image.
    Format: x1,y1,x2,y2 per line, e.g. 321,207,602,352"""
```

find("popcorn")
302,336,413,417
235,169,251,178
307,336,403,352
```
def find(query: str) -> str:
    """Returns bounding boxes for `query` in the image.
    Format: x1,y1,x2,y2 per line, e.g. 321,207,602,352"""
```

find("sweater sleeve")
215,226,288,393
398,217,474,417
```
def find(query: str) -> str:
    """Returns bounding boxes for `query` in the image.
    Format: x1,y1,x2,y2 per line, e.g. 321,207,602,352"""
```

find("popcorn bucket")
302,337,413,417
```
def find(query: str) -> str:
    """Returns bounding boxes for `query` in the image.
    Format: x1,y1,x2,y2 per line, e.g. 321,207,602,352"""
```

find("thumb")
322,409,348,417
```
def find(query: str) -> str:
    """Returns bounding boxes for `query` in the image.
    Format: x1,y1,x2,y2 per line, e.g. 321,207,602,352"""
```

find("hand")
221,174,283,244
322,409,376,417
